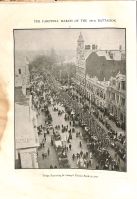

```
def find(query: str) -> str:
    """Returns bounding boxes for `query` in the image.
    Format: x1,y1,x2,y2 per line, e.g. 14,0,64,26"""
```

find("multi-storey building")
86,75,109,110
73,32,126,126
75,32,125,80
107,72,126,126
15,103,39,169
15,56,30,95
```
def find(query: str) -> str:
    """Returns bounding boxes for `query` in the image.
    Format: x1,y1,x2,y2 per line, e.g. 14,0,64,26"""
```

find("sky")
14,29,125,52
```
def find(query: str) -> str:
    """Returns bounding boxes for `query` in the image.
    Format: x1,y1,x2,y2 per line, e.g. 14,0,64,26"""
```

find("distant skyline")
14,29,125,52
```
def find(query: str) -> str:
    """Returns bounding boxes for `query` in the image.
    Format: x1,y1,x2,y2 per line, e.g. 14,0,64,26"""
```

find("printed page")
0,1,137,199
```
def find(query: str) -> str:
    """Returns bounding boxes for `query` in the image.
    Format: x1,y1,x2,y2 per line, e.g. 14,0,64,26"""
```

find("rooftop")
85,49,125,61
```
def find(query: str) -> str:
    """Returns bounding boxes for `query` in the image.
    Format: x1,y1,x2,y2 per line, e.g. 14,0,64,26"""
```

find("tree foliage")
29,49,57,72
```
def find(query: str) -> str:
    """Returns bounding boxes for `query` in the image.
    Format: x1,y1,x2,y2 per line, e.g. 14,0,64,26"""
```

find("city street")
28,70,126,171
14,29,126,171
15,72,126,171
37,102,97,169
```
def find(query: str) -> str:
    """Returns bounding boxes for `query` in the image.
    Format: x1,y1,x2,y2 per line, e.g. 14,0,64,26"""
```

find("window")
116,95,119,103
121,97,125,106
112,93,115,100
121,81,126,90
110,53,113,60
118,82,120,90
18,68,21,75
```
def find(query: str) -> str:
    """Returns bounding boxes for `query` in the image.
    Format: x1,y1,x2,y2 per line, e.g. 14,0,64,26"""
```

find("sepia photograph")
14,29,126,171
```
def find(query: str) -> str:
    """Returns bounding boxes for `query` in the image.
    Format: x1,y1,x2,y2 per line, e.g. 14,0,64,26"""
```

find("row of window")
108,91,125,106
111,80,126,91
76,75,125,107
76,75,106,100
86,82,106,100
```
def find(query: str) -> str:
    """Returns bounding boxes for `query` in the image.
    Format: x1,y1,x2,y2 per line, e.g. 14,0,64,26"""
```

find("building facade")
15,103,39,169
73,32,126,127
86,75,109,110
107,73,126,126
15,56,30,95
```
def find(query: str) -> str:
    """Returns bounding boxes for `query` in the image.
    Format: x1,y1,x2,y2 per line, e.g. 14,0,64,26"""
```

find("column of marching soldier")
30,71,125,171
